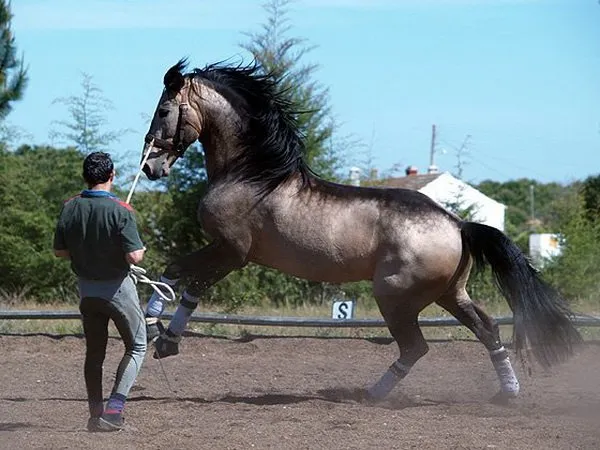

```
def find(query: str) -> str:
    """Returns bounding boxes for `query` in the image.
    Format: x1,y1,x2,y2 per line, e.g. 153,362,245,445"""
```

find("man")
53,152,147,432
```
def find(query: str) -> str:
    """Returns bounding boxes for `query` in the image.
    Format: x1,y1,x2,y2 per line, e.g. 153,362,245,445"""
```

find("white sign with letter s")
332,300,355,319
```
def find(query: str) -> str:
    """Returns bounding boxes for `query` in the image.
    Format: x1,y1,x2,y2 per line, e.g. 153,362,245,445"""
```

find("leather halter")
144,102,191,156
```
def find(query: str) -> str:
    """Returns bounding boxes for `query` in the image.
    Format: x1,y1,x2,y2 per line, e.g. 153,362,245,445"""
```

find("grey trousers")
78,275,147,405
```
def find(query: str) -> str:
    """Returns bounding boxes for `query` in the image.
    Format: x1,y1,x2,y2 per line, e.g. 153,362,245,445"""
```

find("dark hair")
83,152,114,186
188,61,313,197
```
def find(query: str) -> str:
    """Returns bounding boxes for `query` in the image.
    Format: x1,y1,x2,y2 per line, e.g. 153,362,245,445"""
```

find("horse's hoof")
364,389,386,404
490,390,518,405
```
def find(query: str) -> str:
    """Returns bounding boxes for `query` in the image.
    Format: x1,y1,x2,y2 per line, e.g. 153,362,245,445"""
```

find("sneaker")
145,317,164,343
153,331,181,359
97,412,124,432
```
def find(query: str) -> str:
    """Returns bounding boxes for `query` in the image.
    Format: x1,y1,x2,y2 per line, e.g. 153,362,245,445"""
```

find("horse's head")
142,60,201,180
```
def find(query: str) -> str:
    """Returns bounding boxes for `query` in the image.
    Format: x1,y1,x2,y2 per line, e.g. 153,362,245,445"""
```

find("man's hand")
126,248,145,265
54,249,70,259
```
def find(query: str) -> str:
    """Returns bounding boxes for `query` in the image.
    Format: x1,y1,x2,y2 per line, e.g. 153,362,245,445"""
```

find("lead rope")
126,138,176,304
126,138,177,395
126,138,154,205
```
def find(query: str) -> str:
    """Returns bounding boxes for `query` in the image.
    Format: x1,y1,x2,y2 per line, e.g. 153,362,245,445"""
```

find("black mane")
188,61,314,195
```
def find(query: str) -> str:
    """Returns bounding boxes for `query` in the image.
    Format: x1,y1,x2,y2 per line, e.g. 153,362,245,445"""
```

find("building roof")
365,173,443,191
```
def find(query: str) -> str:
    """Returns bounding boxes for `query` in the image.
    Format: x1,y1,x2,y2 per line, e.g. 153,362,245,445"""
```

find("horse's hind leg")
367,296,430,401
436,289,520,399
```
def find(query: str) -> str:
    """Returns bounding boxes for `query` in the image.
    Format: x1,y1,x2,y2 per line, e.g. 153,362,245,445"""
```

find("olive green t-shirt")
53,190,144,280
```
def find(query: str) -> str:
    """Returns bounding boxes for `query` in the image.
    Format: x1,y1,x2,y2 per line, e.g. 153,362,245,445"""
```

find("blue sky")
9,0,600,184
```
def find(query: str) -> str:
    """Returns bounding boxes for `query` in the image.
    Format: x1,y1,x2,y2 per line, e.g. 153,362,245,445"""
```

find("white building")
365,166,506,231
529,233,562,267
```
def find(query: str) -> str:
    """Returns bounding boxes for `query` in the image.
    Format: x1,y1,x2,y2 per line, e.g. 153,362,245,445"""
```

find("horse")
140,59,582,402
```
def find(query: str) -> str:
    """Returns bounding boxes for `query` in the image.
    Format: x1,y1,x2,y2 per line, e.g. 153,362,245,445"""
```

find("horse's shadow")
9,392,596,416
0,422,40,431
138,388,457,411
137,388,519,412
0,388,444,410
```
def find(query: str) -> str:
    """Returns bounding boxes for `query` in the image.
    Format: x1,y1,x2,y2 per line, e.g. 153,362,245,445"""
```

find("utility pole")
429,124,437,167
529,184,535,227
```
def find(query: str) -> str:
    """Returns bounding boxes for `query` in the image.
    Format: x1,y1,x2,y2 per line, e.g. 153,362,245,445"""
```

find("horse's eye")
158,108,169,118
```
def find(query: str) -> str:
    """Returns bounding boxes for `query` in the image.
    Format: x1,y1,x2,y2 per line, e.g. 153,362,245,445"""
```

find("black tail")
461,221,582,368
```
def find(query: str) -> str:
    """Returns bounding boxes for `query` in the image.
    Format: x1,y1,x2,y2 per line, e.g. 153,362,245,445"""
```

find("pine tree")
50,73,131,155
0,0,27,119
241,0,339,179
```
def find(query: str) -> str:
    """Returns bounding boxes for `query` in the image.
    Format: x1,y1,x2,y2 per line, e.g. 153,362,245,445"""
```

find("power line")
467,154,514,180
473,151,547,179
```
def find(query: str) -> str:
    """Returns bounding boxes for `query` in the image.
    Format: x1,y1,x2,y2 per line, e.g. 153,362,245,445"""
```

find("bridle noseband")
145,102,192,157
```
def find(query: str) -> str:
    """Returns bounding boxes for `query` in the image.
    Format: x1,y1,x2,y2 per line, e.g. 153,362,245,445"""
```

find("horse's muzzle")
142,163,160,181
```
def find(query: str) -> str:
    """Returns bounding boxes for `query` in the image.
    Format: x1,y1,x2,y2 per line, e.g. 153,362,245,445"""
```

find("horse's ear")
164,59,187,92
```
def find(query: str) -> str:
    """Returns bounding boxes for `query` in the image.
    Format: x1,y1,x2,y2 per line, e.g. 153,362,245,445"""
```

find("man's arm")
53,211,70,259
120,209,146,265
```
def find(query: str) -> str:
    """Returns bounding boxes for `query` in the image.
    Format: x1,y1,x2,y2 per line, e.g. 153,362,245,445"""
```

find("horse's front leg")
145,240,246,358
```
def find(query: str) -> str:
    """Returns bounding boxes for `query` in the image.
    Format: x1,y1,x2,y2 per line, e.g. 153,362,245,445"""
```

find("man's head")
83,152,115,188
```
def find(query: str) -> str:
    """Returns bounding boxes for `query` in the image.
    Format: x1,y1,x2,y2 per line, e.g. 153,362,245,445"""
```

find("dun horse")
141,60,582,401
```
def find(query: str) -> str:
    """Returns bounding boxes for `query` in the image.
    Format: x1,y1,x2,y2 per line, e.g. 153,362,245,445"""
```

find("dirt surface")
1,334,599,449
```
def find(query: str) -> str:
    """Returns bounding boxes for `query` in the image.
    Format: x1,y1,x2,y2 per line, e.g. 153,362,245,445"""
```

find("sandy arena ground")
1,334,599,449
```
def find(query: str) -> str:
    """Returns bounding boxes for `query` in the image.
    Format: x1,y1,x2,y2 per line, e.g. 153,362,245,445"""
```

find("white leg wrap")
490,347,520,397
169,291,200,336
367,360,410,401
145,276,179,317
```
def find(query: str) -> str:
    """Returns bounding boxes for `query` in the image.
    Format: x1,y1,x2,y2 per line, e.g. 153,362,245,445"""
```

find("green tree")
242,0,339,179
543,189,600,305
581,174,600,221
192,0,348,308
215,0,365,307
476,178,571,250
0,146,84,300
0,0,27,120
50,73,131,155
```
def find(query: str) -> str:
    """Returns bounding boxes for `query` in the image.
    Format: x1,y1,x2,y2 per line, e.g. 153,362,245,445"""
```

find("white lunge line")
126,138,154,205
125,138,176,303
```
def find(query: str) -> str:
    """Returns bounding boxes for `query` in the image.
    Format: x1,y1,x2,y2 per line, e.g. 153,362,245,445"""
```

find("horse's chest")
197,191,260,236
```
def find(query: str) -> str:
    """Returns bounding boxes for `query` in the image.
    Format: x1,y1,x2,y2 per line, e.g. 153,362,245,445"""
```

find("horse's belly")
250,243,374,283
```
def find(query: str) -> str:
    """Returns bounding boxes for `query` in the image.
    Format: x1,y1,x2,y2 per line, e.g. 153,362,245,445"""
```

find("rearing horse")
141,60,581,401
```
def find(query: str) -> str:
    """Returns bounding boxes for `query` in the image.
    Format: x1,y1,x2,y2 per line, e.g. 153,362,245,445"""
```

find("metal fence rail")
1,310,599,328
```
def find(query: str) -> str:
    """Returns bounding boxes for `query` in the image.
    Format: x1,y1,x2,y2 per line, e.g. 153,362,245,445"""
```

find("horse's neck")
193,80,243,179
